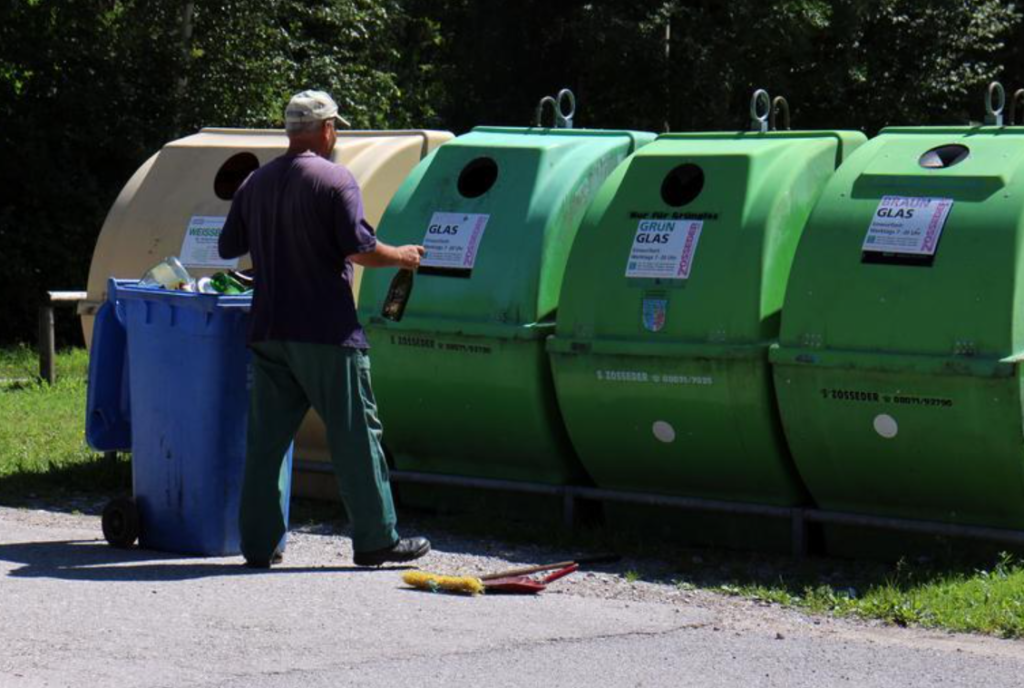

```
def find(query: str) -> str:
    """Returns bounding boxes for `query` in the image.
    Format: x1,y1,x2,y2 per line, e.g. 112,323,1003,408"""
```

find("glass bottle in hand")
381,269,414,322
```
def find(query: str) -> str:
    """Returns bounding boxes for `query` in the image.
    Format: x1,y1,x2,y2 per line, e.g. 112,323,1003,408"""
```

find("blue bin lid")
109,278,251,312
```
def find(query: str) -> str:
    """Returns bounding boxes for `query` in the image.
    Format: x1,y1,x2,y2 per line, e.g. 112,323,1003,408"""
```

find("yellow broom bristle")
402,570,485,595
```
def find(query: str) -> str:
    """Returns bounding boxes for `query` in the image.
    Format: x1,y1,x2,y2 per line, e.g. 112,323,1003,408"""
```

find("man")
218,89,429,568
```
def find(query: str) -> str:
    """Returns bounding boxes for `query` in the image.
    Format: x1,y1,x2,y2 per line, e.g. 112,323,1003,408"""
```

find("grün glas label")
625,219,703,279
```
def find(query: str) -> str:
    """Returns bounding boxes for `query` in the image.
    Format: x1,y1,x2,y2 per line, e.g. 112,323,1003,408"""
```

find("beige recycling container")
82,127,453,487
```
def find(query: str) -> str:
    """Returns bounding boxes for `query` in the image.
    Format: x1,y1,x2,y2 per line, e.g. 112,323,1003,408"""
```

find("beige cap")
284,90,352,129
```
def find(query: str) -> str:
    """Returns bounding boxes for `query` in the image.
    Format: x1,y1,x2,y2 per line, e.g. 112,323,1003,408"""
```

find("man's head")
284,90,351,158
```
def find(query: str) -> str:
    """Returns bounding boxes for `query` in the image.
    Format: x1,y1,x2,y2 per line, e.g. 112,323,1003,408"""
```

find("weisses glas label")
625,219,703,279
862,196,953,256
420,212,490,270
180,215,238,268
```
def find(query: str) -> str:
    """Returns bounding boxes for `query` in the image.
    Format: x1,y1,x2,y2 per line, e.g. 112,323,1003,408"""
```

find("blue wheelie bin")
86,278,292,555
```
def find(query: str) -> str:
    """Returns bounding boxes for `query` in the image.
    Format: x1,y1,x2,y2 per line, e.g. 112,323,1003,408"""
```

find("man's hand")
350,241,427,269
396,245,426,270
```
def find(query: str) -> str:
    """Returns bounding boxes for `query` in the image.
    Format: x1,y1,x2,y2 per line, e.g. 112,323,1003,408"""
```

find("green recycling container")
771,123,1024,529
547,129,865,504
359,126,655,483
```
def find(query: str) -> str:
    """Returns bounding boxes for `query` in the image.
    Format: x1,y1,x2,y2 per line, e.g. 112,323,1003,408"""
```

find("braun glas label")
862,196,953,256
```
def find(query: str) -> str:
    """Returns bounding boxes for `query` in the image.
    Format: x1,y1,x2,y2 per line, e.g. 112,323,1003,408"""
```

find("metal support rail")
38,291,88,384
295,460,1024,557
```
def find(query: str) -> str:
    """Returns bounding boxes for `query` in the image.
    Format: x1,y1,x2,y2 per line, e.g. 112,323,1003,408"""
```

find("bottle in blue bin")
139,256,194,291
197,272,247,294
210,272,247,294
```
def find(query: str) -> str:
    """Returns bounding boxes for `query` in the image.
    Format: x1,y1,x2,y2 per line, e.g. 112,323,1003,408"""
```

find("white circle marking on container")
873,414,898,439
652,421,676,444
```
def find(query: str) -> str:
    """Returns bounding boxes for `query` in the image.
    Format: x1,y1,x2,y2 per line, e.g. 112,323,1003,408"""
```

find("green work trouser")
240,340,399,562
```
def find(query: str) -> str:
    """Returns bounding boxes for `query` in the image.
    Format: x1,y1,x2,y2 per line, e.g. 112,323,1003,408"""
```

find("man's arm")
218,185,249,260
349,242,425,270
336,182,424,270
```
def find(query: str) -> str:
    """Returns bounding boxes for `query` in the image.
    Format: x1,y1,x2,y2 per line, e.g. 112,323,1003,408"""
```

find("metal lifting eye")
770,96,791,131
749,90,793,132
556,89,575,128
985,81,1005,126
750,89,771,133
535,89,577,129
1009,89,1024,126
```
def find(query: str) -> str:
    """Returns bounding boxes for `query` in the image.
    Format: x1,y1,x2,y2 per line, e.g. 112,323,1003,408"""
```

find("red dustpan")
483,563,579,594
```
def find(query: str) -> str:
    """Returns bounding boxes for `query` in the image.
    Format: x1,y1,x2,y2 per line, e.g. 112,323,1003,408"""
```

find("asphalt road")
2,506,1023,688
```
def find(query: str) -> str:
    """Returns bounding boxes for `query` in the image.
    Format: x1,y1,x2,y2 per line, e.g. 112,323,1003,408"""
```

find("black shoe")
244,551,284,569
353,537,431,567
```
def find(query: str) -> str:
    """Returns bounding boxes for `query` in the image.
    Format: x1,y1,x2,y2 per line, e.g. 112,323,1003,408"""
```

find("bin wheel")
102,497,140,549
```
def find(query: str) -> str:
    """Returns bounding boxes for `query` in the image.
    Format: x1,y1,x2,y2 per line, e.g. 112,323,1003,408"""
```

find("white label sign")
625,219,703,279
862,196,953,256
180,216,238,268
420,212,490,270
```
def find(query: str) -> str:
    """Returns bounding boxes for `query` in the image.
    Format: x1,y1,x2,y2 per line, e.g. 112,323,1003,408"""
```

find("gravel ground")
5,495,705,605
5,500,1024,688
0,497,987,626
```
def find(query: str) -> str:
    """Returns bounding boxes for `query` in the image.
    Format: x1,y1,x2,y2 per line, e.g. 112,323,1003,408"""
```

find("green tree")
412,0,1016,133
0,0,182,345
0,0,441,345
0,0,1018,346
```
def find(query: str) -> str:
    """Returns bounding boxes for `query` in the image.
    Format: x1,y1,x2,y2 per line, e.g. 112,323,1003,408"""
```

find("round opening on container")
919,144,970,169
660,163,704,207
214,152,260,200
457,157,499,198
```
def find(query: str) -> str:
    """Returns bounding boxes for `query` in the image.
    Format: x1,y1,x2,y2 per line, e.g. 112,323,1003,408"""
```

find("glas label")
420,212,490,270
625,219,703,279
862,196,953,256
180,216,237,268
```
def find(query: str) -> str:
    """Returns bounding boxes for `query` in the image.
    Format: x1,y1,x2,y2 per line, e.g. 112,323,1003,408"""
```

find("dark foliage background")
0,0,1019,344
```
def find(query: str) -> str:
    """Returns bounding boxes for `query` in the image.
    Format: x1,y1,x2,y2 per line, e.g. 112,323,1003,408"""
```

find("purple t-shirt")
218,152,377,348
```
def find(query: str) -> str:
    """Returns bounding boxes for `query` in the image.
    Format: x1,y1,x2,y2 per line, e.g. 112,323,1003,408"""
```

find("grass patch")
414,502,1024,638
665,546,1024,638
0,346,129,502
0,344,91,380
0,343,38,379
